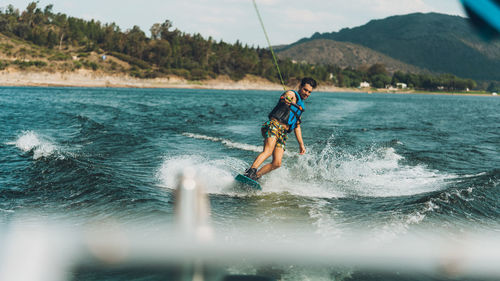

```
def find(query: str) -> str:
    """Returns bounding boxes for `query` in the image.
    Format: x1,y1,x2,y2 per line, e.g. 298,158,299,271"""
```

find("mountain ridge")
278,12,500,81
277,39,425,74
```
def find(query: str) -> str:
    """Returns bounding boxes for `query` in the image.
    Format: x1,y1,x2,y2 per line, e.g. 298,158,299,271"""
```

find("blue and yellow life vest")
268,90,305,132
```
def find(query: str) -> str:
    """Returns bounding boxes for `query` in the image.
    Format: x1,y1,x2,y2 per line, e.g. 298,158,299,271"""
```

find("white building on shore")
359,81,370,88
396,82,407,89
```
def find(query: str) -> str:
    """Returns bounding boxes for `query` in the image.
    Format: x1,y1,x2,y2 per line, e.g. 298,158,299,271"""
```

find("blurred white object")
1,171,500,280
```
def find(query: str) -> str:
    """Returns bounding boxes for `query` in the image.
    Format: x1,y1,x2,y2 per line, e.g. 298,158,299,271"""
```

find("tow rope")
252,0,287,91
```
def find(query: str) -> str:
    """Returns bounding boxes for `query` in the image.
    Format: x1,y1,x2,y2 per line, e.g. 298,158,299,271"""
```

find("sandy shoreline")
0,69,287,90
0,69,496,97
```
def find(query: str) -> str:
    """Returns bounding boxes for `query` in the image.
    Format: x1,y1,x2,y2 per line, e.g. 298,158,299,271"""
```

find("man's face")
299,83,313,100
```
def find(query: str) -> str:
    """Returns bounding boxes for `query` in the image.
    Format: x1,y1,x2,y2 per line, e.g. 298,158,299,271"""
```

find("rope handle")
280,95,303,111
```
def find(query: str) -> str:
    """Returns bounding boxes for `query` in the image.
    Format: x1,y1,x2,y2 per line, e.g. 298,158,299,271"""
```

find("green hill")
0,2,337,85
0,4,488,91
286,13,500,81
277,39,424,74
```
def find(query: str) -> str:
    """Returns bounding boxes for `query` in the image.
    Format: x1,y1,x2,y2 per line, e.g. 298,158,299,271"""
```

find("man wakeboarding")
243,77,317,181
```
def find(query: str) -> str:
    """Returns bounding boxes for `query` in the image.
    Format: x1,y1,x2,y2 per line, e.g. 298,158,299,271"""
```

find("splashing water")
156,136,456,200
9,131,59,160
156,154,246,194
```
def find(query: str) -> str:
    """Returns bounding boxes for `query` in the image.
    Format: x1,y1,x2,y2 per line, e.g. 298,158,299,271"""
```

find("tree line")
0,2,480,91
332,64,477,91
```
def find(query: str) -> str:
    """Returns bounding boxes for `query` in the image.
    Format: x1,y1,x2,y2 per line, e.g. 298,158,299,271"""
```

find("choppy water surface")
0,87,498,280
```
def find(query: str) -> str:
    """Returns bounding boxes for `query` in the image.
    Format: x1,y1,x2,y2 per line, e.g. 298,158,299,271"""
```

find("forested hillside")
277,39,424,74
0,3,486,91
293,13,500,82
0,2,338,84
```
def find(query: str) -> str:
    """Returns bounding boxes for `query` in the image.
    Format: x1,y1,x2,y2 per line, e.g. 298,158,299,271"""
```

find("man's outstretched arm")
294,124,306,155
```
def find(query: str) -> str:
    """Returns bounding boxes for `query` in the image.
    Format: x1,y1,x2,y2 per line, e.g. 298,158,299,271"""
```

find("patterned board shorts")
261,119,288,150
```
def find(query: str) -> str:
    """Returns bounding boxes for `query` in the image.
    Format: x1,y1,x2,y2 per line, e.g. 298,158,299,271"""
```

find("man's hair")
301,77,317,89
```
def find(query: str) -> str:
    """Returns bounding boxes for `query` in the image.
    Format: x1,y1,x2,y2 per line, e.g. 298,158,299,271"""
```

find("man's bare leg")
256,145,284,177
250,137,277,170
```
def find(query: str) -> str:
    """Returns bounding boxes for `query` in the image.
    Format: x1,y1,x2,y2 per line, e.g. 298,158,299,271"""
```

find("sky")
0,0,466,47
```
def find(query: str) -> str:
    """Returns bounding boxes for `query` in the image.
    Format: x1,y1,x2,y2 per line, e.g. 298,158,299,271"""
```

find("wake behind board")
235,174,262,190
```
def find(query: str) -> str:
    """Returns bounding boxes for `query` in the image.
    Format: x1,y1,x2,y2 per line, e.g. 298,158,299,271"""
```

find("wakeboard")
235,174,262,190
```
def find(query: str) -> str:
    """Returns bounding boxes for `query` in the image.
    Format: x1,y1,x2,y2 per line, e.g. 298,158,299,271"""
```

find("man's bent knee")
271,161,282,169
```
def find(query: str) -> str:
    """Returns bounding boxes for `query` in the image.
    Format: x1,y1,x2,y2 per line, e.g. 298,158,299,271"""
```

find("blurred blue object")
461,0,500,39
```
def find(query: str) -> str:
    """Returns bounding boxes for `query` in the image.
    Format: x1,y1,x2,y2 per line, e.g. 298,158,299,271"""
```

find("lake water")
0,87,498,280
